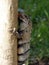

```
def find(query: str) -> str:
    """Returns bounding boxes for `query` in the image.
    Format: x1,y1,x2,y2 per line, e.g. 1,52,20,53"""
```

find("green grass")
19,0,49,60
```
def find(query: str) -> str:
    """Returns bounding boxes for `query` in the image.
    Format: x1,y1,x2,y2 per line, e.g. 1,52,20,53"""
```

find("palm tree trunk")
0,0,18,65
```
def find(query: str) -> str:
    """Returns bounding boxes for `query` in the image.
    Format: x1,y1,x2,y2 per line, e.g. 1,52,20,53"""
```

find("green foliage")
19,0,49,59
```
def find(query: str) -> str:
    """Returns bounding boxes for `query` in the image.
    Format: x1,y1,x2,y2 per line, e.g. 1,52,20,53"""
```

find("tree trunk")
0,0,18,65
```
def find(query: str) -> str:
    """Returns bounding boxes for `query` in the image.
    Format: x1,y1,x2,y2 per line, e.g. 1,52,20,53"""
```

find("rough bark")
0,0,18,65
